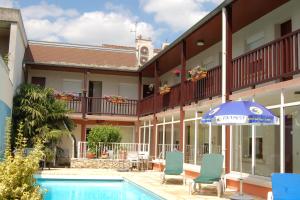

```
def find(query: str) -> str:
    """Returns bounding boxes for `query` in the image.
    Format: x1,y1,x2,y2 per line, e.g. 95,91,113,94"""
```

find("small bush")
87,125,122,153
0,119,44,200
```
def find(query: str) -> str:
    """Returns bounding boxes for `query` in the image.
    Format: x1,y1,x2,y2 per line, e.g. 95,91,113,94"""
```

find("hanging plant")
2,53,9,65
173,69,181,77
104,95,127,104
148,83,154,91
188,65,207,82
159,84,171,95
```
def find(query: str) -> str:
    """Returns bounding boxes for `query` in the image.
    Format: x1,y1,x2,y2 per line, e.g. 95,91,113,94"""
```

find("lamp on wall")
196,40,205,46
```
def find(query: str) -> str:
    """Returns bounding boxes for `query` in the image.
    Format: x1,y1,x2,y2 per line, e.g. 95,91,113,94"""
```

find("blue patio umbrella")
201,100,279,125
201,101,279,199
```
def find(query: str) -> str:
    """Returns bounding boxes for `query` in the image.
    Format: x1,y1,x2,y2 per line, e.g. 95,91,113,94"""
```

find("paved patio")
37,168,263,200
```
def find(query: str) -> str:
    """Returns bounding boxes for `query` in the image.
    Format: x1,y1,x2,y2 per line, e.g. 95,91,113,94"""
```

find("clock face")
140,56,148,65
140,46,149,55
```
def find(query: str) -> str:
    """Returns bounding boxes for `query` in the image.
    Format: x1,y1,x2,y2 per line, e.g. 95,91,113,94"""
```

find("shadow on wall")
0,100,11,159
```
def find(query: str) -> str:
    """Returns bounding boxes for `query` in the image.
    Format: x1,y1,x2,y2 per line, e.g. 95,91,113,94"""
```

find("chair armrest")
267,192,273,200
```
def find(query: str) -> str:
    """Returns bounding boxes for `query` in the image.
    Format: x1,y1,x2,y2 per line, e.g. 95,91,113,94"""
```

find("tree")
12,84,74,165
0,119,44,200
87,125,122,154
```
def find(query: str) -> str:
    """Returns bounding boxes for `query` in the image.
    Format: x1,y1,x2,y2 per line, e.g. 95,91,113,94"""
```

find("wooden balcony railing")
156,83,181,112
183,65,222,103
65,98,82,113
86,97,137,116
63,97,137,116
139,94,154,116
231,29,300,92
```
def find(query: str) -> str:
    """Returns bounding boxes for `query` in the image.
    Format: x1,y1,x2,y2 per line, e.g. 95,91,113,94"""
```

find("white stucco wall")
8,23,26,91
28,69,139,99
0,56,13,108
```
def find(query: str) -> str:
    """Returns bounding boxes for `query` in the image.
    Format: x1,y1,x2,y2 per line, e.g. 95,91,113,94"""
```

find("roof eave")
138,0,233,72
25,61,139,73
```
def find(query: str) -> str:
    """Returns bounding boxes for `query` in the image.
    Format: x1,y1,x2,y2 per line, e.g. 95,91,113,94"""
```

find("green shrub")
87,125,122,153
0,119,44,200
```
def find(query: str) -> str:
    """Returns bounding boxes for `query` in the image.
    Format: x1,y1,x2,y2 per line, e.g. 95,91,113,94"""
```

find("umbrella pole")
239,125,243,196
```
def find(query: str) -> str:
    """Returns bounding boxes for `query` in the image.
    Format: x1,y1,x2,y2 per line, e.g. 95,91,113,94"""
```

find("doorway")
88,81,102,113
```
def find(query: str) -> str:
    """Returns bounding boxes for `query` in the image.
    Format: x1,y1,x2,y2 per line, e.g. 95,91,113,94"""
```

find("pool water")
36,178,164,200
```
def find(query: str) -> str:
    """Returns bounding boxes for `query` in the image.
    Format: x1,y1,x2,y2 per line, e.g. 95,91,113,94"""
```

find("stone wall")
71,158,131,169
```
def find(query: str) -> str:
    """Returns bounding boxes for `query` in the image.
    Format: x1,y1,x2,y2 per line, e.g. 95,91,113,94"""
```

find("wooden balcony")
184,65,222,103
139,94,154,116
231,29,300,92
156,83,181,112
65,29,300,118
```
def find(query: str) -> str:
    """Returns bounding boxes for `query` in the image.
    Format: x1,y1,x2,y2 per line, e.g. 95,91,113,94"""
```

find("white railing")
157,144,180,159
77,141,150,159
185,144,222,164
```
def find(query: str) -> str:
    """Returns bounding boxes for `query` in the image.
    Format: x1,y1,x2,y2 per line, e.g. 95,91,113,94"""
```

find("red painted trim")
81,123,86,141
227,179,271,199
73,119,135,126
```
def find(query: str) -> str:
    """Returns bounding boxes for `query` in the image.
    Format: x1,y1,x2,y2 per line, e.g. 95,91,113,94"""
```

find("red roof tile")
25,41,138,71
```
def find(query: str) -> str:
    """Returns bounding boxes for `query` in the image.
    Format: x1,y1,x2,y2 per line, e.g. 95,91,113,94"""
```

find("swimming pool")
36,176,164,200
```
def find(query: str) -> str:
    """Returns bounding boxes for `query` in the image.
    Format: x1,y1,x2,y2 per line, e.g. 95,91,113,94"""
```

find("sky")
0,0,223,48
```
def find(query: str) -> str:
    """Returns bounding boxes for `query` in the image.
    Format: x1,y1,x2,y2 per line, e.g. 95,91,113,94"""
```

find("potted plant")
159,84,171,95
188,65,207,82
87,125,122,159
53,90,77,101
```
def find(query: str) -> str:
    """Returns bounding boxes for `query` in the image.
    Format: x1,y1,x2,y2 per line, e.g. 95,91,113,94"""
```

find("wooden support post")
154,61,159,113
81,123,86,141
138,72,142,116
179,40,186,152
82,70,88,119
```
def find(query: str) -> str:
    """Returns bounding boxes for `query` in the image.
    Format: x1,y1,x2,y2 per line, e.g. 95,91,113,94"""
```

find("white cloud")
21,1,79,20
21,2,157,46
0,0,14,8
141,0,223,31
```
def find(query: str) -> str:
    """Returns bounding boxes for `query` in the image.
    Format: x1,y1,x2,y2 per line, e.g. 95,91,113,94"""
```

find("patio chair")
192,154,224,197
127,151,140,171
161,151,185,184
138,151,149,170
268,173,300,200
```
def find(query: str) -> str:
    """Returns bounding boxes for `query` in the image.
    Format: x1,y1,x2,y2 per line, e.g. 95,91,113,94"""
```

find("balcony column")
82,69,88,119
154,61,159,113
138,72,142,116
152,61,159,158
222,5,232,172
152,117,158,158
179,40,187,152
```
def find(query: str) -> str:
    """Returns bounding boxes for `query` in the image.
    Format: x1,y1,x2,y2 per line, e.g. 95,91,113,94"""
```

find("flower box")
104,96,127,104
190,71,207,82
159,85,171,95
189,66,207,82
54,91,78,101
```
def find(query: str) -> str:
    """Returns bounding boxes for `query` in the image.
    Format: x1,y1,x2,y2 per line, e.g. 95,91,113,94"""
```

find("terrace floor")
37,168,264,200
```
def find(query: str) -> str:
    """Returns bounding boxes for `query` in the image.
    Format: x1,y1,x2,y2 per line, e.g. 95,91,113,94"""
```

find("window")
31,77,46,88
246,32,265,51
63,79,82,96
249,137,263,159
